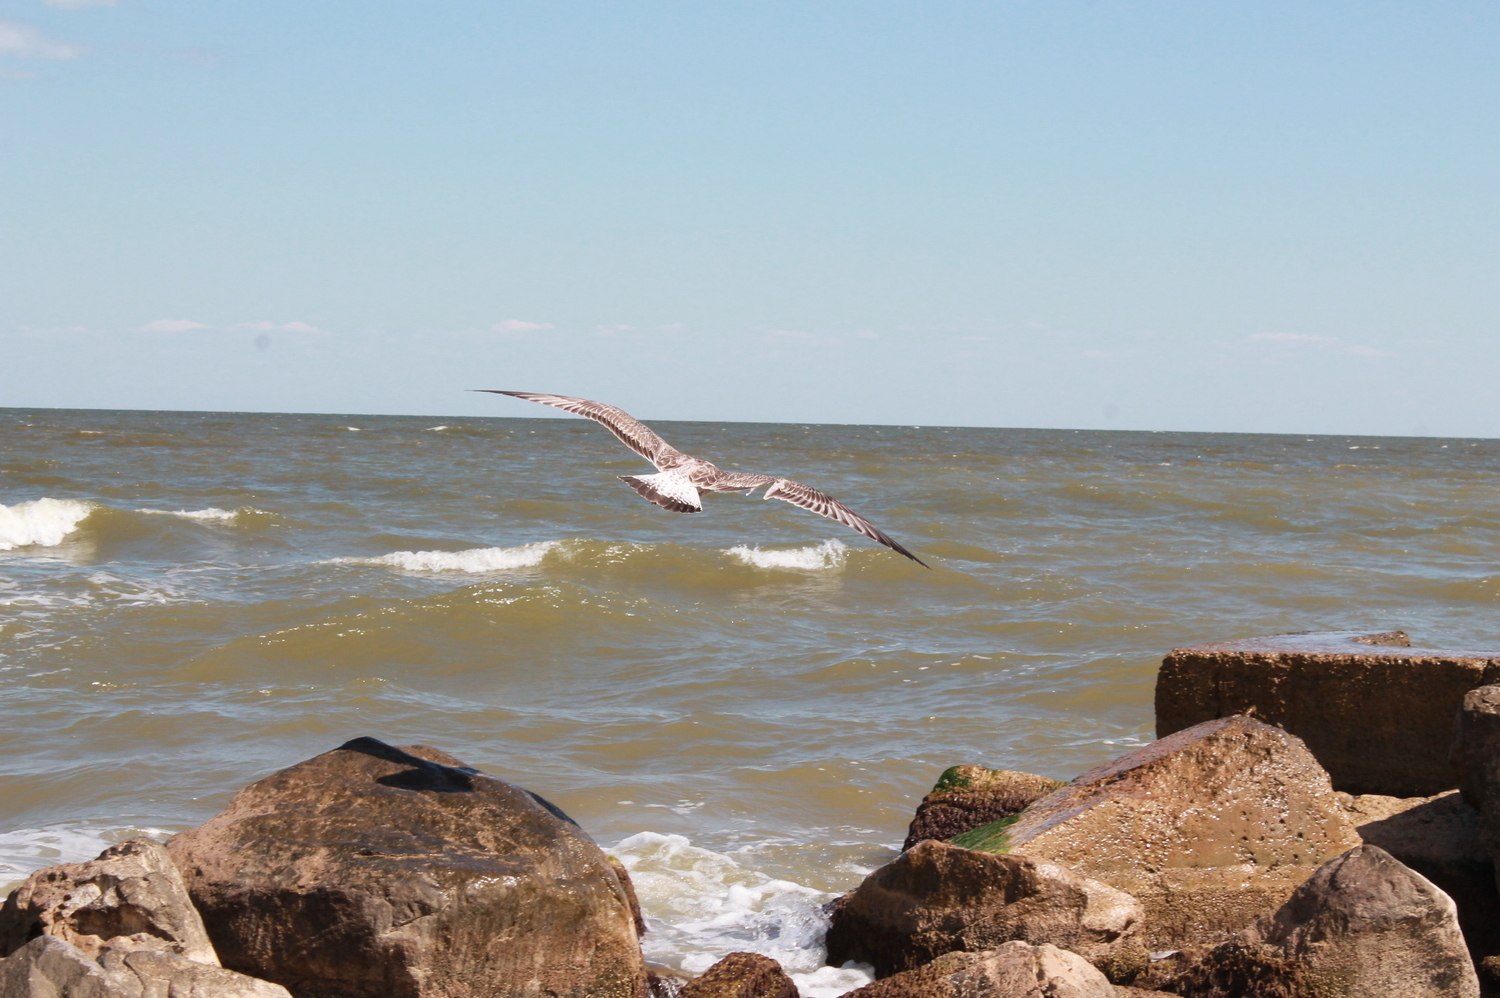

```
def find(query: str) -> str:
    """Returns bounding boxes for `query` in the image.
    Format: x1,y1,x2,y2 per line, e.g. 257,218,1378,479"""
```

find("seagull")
475,391,928,567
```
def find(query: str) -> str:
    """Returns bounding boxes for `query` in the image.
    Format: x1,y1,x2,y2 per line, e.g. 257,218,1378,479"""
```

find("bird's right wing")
473,391,685,468
766,479,929,567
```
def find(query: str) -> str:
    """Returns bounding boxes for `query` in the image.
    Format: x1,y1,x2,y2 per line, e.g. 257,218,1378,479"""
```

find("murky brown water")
2,407,1496,992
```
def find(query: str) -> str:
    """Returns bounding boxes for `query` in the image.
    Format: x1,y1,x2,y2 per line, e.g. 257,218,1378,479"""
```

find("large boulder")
1154,845,1479,998
1340,789,1500,963
841,941,1114,998
1156,630,1500,796
0,934,291,998
902,767,1063,852
167,737,646,998
825,840,1145,980
955,715,1361,950
676,952,797,998
0,837,217,964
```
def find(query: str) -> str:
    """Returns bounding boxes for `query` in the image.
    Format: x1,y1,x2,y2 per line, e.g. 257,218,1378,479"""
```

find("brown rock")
677,952,797,998
1156,630,1500,797
962,715,1361,950
0,934,292,998
1340,789,1500,963
1159,845,1480,998
168,736,646,998
825,840,1145,980
0,837,217,964
843,941,1115,998
902,767,1063,852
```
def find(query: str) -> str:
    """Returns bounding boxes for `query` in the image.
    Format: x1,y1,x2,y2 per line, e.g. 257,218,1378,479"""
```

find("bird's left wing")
766,479,929,567
473,391,685,468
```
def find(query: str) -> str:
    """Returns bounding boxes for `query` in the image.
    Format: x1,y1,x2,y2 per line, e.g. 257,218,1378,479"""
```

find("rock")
825,839,1145,980
0,935,291,998
956,715,1361,950
902,767,1063,852
1155,845,1479,998
1156,630,1500,797
648,971,689,998
0,837,218,964
1340,789,1500,963
842,941,1115,998
168,736,646,998
676,952,797,998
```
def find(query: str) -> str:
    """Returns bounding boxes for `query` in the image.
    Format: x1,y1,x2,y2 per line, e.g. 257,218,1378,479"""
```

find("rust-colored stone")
676,952,797,998
902,767,1062,852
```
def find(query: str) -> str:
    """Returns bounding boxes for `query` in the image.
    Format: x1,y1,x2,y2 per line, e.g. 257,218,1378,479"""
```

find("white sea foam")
724,539,848,571
325,541,558,573
139,507,240,522
608,831,873,996
0,498,96,551
425,425,451,432
0,823,175,891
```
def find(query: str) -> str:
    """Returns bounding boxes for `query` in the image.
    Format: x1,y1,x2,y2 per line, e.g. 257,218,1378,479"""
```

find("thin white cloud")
1249,331,1393,359
138,319,209,333
0,20,82,59
491,319,554,333
45,0,118,8
1346,344,1394,359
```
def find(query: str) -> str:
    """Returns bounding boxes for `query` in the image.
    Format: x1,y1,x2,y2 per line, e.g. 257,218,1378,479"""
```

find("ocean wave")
724,539,848,571
0,822,175,889
138,507,243,523
0,498,97,551
608,831,872,996
324,541,559,573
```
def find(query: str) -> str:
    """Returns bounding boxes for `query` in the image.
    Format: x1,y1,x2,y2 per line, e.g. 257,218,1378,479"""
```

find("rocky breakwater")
0,736,647,998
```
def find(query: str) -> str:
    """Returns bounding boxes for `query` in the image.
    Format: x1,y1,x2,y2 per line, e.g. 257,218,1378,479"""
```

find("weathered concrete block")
1156,630,1500,797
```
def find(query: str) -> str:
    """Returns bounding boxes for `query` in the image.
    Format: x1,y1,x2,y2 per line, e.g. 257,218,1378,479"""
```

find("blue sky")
3,1,1497,435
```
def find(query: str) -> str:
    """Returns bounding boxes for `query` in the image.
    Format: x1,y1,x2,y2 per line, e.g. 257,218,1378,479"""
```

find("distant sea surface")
2,407,1497,993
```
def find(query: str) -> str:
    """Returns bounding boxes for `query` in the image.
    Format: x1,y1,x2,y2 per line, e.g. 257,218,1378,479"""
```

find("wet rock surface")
167,736,646,998
0,837,218,965
964,715,1360,949
842,941,1116,998
675,952,798,998
902,767,1063,852
826,839,1145,980
1157,630,1500,797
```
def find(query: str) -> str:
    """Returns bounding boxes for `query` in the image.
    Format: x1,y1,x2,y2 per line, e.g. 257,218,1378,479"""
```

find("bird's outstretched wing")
765,479,929,567
474,391,685,468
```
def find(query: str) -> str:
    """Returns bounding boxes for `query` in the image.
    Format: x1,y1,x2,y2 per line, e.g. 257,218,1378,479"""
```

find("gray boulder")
825,840,1145,980
1154,845,1479,998
842,941,1114,998
0,837,217,964
0,935,291,998
960,715,1360,949
168,737,646,998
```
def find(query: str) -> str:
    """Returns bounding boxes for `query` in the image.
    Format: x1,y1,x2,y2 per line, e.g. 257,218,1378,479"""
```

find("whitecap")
724,539,848,571
0,823,175,889
607,831,873,996
425,425,450,432
0,498,96,551
324,541,557,573
138,507,240,523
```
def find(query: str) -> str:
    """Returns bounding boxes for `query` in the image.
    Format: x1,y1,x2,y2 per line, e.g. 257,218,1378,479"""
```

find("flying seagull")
475,391,928,567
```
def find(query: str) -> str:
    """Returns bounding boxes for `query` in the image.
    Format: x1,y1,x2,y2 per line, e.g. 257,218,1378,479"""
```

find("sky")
2,1,1497,436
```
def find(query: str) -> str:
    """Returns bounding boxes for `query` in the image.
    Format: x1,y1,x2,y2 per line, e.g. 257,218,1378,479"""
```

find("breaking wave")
723,539,848,571
139,507,244,523
0,823,175,890
0,498,97,551
608,831,872,997
324,541,559,573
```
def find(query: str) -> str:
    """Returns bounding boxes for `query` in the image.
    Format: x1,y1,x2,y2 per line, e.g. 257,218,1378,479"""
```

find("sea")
1,406,1496,994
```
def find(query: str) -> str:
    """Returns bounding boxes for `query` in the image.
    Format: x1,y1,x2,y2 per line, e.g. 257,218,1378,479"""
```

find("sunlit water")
2,408,1497,993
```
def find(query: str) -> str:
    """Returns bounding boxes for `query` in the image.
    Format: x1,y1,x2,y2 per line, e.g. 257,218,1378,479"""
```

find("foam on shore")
325,541,558,573
0,498,97,551
608,831,873,996
724,539,848,571
0,823,174,891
